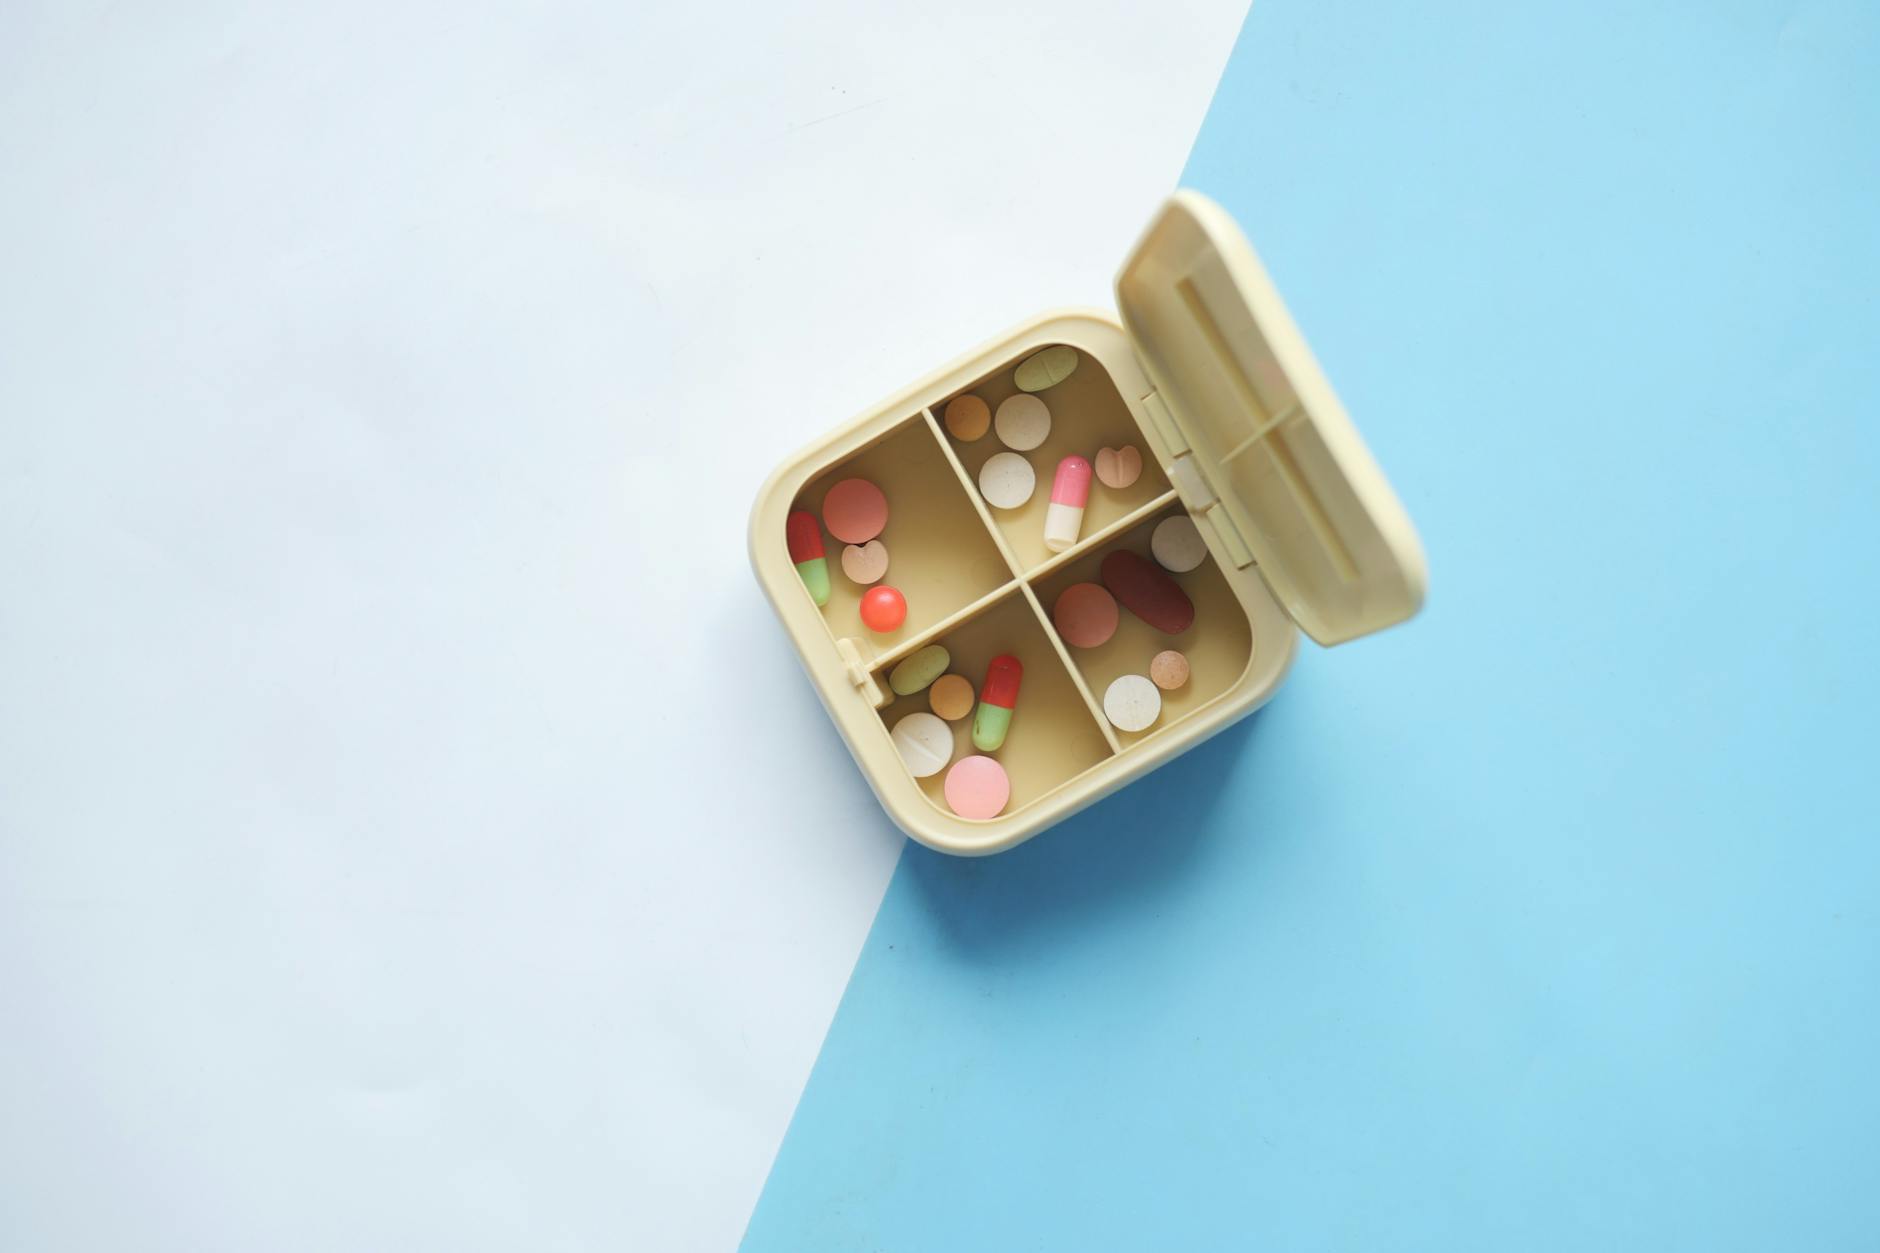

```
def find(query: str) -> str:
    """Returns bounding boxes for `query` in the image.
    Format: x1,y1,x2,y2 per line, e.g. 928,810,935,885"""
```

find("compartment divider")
867,577,1023,672
919,408,1029,580
1020,488,1181,584
1016,583,1123,755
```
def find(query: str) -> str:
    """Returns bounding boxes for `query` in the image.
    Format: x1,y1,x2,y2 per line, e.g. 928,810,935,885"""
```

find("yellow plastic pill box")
750,192,1426,855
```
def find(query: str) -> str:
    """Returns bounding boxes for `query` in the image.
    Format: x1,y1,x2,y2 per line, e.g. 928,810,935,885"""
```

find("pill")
993,394,1051,451
971,653,1022,752
889,644,950,696
1094,444,1143,490
944,394,991,442
841,539,889,585
929,674,975,721
1150,649,1190,690
891,712,955,778
944,754,1011,820
860,585,907,634
978,451,1036,510
1042,455,1091,552
1101,549,1194,634
1014,345,1079,392
823,478,888,544
1052,582,1118,649
785,510,830,607
1103,674,1162,732
1150,515,1208,573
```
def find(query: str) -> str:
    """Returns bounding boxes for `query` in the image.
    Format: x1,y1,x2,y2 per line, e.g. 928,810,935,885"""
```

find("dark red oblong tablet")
1101,549,1194,635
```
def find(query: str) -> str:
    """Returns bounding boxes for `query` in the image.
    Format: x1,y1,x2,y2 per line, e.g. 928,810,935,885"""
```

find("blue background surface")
744,2,1880,1248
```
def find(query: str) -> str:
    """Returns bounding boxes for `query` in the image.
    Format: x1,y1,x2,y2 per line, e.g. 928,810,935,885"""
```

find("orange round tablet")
929,674,975,721
1150,649,1190,690
944,394,991,442
1052,582,1118,649
823,478,888,544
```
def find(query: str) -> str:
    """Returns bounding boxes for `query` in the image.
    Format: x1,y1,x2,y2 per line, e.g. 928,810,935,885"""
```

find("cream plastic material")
749,192,1424,855
1116,191,1427,646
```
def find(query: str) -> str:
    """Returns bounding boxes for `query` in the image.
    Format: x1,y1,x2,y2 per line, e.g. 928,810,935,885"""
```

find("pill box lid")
1115,191,1427,646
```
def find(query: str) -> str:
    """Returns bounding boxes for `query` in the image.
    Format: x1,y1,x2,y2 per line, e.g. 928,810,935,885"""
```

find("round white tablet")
978,451,1036,510
1103,674,1162,733
993,394,1051,451
891,712,954,778
1151,515,1208,573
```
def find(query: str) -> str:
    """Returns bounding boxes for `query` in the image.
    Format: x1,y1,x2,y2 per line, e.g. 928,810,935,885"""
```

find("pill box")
749,192,1426,855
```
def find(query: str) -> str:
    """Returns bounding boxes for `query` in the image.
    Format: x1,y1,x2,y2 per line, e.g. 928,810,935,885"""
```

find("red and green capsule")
971,653,1022,752
786,510,830,607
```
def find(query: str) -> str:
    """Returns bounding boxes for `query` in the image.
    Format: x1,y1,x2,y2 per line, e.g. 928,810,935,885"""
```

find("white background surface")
0,3,1244,1248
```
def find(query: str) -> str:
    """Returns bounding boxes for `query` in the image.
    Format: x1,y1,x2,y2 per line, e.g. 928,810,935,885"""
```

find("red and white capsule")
1043,454,1092,552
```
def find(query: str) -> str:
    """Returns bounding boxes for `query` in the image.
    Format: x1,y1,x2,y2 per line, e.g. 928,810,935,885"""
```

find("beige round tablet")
978,451,1036,510
993,394,1051,451
890,712,954,778
928,674,974,721
1150,649,1190,691
840,539,889,584
1151,515,1208,573
1103,674,1162,733
944,394,991,442
1095,445,1143,490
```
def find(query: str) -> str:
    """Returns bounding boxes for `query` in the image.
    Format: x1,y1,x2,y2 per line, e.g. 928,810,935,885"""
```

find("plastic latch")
835,638,886,707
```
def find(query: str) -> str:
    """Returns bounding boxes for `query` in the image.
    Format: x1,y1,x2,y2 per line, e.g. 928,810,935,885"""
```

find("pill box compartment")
1030,500,1254,748
871,587,1112,815
792,417,1012,650
937,349,1173,575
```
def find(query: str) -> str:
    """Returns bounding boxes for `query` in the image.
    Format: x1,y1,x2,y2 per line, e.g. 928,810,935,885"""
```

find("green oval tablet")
1014,345,1079,392
889,644,951,696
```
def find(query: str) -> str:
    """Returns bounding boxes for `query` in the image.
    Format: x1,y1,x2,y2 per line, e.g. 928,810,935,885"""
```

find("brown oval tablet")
840,540,889,584
1101,549,1194,634
1052,582,1118,649
1150,649,1190,690
929,673,975,721
944,394,990,442
823,478,888,544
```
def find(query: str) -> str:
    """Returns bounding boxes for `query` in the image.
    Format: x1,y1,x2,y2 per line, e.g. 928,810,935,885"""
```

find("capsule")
1043,455,1091,552
971,653,1023,752
786,510,830,606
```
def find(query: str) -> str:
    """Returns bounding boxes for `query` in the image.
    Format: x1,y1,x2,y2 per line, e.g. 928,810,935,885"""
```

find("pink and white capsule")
1044,455,1093,552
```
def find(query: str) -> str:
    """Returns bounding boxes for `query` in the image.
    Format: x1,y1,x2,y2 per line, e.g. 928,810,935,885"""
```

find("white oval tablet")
1103,674,1162,733
993,394,1051,451
891,712,954,778
1151,515,1208,573
978,452,1036,510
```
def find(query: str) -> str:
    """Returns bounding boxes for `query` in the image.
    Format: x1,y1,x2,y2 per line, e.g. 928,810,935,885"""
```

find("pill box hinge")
1168,452,1257,571
1138,389,1188,456
1204,503,1256,569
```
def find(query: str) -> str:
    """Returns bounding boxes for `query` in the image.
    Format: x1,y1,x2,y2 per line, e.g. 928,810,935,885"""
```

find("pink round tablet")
822,478,888,544
1052,582,1118,649
944,754,1011,820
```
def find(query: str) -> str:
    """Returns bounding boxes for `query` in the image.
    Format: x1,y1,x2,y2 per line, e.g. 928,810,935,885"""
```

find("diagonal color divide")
742,2,1880,1248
